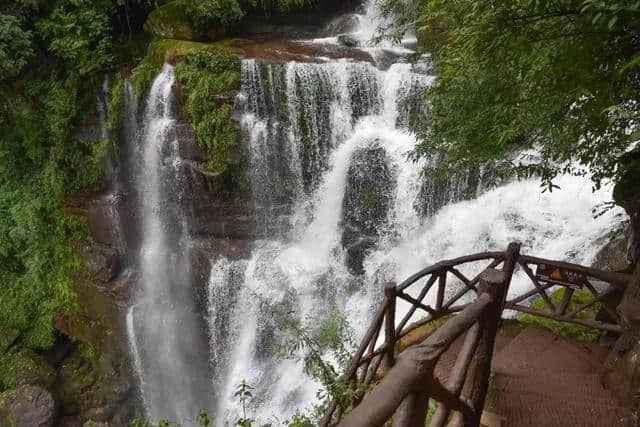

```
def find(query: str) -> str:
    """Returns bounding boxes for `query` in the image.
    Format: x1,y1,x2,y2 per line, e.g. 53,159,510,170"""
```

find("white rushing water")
126,64,211,423
119,2,626,425
207,46,626,423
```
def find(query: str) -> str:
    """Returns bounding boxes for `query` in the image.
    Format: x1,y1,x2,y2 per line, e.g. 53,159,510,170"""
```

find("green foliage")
258,297,364,422
185,0,244,30
1,0,114,358
131,59,162,97
144,0,196,40
108,72,125,130
36,0,114,76
175,49,241,174
0,14,33,81
381,0,640,191
519,288,603,342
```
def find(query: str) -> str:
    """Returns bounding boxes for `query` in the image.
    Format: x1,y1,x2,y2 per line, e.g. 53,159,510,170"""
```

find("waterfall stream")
209,55,624,423
125,64,212,423
121,2,625,425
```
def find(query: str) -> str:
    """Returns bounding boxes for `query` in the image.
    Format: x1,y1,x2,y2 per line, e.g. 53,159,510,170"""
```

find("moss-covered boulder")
143,0,197,41
55,346,133,424
0,349,56,390
341,145,395,275
0,385,56,427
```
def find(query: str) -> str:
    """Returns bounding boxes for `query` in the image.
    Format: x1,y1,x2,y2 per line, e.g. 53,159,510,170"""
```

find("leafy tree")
380,0,640,191
36,0,113,75
0,14,33,80
185,0,245,30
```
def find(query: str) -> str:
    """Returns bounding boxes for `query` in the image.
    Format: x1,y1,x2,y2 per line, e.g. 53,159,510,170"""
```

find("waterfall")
207,53,625,424
116,3,625,425
125,64,212,423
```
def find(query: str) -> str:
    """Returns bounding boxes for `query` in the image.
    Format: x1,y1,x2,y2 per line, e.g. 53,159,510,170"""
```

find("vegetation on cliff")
382,0,640,193
175,49,241,174
0,0,117,352
0,0,322,371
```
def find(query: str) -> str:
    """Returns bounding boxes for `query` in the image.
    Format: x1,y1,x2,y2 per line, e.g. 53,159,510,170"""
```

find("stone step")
490,373,622,405
488,382,631,427
491,326,608,376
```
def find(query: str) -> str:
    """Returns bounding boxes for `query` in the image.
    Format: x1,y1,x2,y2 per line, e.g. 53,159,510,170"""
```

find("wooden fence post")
384,282,397,372
463,268,509,426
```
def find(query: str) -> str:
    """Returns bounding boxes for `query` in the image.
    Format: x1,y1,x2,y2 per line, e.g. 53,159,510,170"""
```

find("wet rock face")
56,349,133,425
341,144,394,274
337,34,359,48
592,228,632,272
324,13,360,35
0,385,56,427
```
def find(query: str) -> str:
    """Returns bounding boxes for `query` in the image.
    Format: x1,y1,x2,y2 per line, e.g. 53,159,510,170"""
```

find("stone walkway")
430,325,631,426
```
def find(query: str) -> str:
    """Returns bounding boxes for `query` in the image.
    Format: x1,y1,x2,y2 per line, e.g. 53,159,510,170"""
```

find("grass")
516,288,604,343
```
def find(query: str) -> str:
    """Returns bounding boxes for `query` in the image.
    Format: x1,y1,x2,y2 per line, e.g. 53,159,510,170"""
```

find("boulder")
71,242,120,284
324,14,360,35
56,349,132,424
143,0,197,41
0,385,56,427
592,229,632,272
0,349,56,390
341,144,394,274
337,34,360,48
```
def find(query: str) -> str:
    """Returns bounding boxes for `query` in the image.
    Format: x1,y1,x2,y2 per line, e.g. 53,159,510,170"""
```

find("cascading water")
125,64,212,423
207,28,625,427
116,2,625,425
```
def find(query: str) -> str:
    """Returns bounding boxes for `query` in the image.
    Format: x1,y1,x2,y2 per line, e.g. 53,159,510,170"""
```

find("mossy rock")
0,350,55,390
143,0,197,41
0,385,56,427
145,38,242,66
0,328,20,356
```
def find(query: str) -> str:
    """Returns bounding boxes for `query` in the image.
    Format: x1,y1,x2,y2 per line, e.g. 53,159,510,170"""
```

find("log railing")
320,242,632,427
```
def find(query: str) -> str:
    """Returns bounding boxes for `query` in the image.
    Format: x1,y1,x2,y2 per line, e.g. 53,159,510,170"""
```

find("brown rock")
0,385,56,427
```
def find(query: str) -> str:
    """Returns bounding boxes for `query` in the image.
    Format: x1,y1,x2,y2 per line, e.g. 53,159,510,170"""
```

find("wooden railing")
320,242,632,427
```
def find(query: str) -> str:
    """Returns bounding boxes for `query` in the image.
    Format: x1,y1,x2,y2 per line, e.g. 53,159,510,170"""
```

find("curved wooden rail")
320,243,633,427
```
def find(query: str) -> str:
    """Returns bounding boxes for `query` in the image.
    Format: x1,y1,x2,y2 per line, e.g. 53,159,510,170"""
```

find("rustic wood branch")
397,252,504,291
448,267,476,293
505,304,622,333
518,254,632,288
429,322,482,427
566,286,618,319
436,272,446,311
584,280,620,323
556,287,574,315
519,260,557,311
384,283,397,372
506,281,555,306
464,268,510,426
337,289,497,427
396,274,439,335
397,291,436,316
